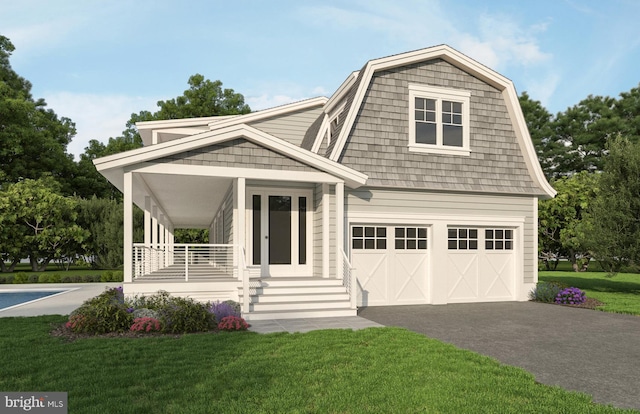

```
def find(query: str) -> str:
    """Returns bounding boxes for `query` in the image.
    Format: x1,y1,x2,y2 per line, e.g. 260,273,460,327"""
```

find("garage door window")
485,229,513,250
448,228,478,250
352,226,387,250
395,227,428,250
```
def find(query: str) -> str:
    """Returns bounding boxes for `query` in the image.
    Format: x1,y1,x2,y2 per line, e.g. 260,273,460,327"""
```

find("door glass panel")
269,196,291,264
299,197,306,265
252,195,261,265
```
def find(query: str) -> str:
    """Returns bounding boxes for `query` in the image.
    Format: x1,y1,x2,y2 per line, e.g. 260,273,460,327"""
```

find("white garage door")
447,227,516,303
351,225,429,306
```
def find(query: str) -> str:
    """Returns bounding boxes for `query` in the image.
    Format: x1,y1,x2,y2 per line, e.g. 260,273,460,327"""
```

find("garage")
446,227,516,303
351,225,430,306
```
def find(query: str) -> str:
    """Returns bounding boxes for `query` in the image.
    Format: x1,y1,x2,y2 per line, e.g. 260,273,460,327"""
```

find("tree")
0,178,88,271
0,36,77,194
583,137,640,273
519,92,559,179
538,171,598,271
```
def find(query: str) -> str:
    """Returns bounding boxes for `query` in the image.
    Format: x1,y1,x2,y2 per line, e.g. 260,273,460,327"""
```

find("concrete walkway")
358,302,640,411
0,283,383,333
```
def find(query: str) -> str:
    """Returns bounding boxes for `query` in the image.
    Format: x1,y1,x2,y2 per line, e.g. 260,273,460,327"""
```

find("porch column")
144,197,151,275
123,171,133,283
335,182,344,280
151,206,158,248
235,177,250,315
322,183,330,278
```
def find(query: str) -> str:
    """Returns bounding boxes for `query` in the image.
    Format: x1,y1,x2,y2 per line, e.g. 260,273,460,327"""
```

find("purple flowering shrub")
209,300,241,323
555,287,586,305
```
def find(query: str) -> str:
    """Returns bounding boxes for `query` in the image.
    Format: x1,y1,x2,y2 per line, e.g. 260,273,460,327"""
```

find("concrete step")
245,307,357,321
243,292,350,303
250,300,352,312
250,278,345,288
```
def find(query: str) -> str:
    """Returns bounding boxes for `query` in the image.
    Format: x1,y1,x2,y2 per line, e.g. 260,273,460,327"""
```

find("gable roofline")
324,71,359,114
328,44,556,198
137,115,238,145
94,123,368,188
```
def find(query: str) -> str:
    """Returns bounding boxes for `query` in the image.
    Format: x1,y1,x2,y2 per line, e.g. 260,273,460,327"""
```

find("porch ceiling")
138,173,231,228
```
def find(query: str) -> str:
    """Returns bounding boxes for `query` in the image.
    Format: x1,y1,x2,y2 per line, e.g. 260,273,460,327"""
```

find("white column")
322,183,330,278
151,206,158,248
335,182,344,280
168,224,175,266
144,197,151,247
123,171,133,283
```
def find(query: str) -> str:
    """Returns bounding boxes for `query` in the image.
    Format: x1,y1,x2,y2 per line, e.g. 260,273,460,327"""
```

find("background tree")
519,92,559,179
582,137,640,273
538,171,598,271
0,178,88,271
0,35,77,194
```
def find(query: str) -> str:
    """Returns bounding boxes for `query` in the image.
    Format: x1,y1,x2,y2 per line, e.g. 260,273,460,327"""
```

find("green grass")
539,271,640,315
0,317,632,413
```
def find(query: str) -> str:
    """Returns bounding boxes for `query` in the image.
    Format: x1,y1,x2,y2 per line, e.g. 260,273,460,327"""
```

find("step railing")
133,244,234,281
340,249,357,310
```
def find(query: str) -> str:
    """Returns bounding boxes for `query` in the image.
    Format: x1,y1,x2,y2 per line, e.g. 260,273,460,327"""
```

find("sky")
2,0,639,159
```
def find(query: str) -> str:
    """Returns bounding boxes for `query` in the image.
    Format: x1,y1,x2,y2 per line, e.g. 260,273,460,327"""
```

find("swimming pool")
0,290,70,311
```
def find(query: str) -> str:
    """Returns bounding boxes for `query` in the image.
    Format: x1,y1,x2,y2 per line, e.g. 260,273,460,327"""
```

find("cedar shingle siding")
338,59,543,195
155,138,320,172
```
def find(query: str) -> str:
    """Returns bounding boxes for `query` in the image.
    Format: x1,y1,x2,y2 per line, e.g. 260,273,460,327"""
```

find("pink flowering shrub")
218,316,249,331
130,317,162,333
65,314,97,333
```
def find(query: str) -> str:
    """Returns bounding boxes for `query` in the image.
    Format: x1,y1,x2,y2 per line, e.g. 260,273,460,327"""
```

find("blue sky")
2,0,639,158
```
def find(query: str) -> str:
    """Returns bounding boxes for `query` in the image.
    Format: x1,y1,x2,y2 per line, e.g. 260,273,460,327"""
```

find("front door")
248,189,313,276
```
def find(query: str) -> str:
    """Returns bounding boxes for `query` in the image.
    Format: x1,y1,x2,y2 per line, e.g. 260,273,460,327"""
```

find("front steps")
240,277,357,320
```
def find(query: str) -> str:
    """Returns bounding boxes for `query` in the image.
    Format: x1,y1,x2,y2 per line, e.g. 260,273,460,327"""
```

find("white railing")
341,249,357,310
133,244,234,281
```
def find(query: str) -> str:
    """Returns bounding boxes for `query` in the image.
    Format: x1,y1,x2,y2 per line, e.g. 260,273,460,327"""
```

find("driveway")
359,302,640,411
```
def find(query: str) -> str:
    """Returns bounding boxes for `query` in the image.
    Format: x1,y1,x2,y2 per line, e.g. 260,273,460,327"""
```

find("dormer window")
408,84,471,156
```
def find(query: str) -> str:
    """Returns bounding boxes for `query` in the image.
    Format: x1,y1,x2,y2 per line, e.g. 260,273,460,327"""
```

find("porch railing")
133,244,234,281
340,249,357,310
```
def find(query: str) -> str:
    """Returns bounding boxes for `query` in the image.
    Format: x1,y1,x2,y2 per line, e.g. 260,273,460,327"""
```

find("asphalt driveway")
359,302,640,411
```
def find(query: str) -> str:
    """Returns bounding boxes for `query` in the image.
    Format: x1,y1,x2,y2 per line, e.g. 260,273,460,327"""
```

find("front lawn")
0,316,630,413
539,271,640,315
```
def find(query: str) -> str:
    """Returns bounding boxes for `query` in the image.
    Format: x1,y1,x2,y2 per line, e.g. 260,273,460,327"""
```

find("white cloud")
43,92,159,159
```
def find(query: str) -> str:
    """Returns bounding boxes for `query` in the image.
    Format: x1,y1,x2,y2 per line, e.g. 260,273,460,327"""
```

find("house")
94,45,555,320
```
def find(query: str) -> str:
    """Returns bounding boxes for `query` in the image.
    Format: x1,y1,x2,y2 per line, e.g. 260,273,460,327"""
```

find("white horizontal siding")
249,107,324,147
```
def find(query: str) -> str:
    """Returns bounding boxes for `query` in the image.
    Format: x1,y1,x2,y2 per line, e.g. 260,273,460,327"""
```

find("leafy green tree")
583,137,640,273
174,229,209,244
538,171,598,271
0,178,88,271
519,92,559,179
0,35,77,194
77,197,143,269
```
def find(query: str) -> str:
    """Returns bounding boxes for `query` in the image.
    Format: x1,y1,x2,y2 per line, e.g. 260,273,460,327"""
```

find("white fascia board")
311,114,329,154
138,116,238,145
329,44,513,161
346,211,526,225
129,162,342,184
324,71,359,114
206,97,328,130
94,123,367,187
502,85,556,199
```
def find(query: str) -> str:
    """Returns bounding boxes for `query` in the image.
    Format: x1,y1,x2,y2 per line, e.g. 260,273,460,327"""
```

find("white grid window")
485,229,513,250
448,228,478,250
395,227,428,250
352,226,387,250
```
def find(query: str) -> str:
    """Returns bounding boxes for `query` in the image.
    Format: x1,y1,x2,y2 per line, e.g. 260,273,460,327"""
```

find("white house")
94,45,555,320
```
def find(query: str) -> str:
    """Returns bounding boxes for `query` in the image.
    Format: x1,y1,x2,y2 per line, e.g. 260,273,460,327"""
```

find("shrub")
209,300,241,323
0,275,13,284
555,287,587,305
61,275,73,283
66,314,98,332
27,274,39,283
13,272,28,284
101,271,113,282
218,316,249,331
529,281,562,303
130,317,162,333
156,296,215,334
38,274,49,283
112,271,124,282
67,287,133,334
48,273,62,283
127,291,173,310
132,308,160,320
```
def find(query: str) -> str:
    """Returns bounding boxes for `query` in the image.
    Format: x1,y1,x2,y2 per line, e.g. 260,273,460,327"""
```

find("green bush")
27,274,39,283
48,273,62,283
111,271,124,282
101,271,113,282
0,274,14,284
132,308,160,320
67,287,133,334
154,296,215,334
13,272,28,284
529,281,562,303
38,274,49,283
